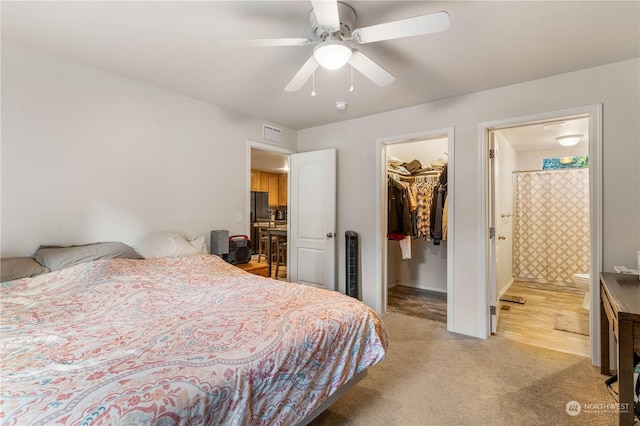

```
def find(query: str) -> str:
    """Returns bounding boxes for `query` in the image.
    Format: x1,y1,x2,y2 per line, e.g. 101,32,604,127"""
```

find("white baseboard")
498,277,514,299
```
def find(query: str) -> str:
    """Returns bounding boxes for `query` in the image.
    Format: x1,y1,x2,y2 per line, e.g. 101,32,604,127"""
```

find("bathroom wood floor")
497,280,590,357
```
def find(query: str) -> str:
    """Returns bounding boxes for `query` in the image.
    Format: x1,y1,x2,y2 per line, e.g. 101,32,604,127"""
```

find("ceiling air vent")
263,124,283,143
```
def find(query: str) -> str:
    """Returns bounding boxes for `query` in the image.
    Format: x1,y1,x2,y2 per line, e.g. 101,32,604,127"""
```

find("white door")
488,132,499,334
289,149,336,290
488,130,513,334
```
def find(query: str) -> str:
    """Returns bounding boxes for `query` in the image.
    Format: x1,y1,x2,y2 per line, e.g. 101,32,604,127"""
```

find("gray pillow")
34,242,143,271
1,257,50,282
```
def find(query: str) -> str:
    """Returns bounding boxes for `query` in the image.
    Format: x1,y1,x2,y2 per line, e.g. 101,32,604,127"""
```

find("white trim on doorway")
376,127,455,331
478,104,603,365
248,140,295,157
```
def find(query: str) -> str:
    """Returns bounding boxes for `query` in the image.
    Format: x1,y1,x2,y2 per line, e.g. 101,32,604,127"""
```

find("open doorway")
247,141,293,281
378,128,455,330
481,105,602,364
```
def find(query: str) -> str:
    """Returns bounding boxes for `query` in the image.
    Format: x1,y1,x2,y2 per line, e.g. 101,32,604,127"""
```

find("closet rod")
389,174,441,182
403,171,442,177
388,171,441,178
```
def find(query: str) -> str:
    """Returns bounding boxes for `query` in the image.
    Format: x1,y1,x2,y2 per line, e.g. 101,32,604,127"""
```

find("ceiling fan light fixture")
556,134,583,147
313,40,352,70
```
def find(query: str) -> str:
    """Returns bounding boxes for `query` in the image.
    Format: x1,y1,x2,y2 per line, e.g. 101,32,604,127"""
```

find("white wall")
386,138,448,292
297,58,640,338
0,42,296,256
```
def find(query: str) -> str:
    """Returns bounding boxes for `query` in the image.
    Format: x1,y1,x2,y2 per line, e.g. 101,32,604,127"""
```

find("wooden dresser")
599,272,640,425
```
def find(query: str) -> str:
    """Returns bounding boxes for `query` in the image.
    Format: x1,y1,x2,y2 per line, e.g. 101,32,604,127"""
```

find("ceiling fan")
221,1,449,92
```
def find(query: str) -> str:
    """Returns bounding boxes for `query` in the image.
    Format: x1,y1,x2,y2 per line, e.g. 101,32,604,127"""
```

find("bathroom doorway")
482,105,602,363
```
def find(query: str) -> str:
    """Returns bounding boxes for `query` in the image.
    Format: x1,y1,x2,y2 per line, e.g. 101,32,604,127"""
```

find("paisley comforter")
1,255,388,425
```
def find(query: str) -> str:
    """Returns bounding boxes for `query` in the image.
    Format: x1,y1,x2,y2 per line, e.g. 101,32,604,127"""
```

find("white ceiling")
2,1,639,130
500,116,589,152
251,148,289,174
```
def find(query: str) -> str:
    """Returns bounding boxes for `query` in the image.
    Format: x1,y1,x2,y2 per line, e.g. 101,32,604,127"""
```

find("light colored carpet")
554,312,590,336
310,312,617,425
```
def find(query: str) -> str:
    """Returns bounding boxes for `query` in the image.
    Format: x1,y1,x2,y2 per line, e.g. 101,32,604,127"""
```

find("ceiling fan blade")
311,0,340,31
351,11,450,44
220,38,313,47
348,50,395,87
285,56,319,92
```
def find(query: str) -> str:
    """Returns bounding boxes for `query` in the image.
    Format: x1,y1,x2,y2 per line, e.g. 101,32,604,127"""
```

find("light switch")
236,212,242,223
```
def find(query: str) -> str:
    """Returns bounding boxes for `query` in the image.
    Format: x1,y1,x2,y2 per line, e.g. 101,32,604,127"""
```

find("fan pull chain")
311,67,316,97
350,65,354,92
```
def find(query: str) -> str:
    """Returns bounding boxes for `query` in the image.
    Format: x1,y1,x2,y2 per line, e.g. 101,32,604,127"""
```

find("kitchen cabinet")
268,174,279,206
251,170,269,192
250,170,260,191
278,174,288,206
258,172,269,192
251,170,287,207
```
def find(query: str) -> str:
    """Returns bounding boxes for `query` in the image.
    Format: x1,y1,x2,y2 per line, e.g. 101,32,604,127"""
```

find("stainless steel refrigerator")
250,191,270,253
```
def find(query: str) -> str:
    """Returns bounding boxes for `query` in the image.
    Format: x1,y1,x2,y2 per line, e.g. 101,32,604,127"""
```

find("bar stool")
275,237,287,278
257,222,276,263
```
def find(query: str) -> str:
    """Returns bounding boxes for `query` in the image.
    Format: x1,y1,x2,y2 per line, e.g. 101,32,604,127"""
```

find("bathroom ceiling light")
335,101,348,111
556,134,583,147
313,40,352,70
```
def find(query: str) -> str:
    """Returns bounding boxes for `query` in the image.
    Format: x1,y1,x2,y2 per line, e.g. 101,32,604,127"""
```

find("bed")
1,254,388,425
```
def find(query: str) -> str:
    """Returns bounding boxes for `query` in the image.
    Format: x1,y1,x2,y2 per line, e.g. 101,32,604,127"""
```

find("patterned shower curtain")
512,168,590,283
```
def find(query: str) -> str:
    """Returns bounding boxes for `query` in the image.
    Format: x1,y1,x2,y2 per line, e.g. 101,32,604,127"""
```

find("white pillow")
134,232,206,259
186,235,208,254
173,235,205,257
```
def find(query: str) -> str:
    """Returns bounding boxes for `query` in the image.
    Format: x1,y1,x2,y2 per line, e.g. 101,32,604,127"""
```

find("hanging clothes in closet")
387,158,448,256
387,176,413,259
414,176,439,239
387,177,411,240
430,164,448,245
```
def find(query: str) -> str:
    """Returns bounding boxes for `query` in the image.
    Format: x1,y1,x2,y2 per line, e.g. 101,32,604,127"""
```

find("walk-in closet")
385,137,450,323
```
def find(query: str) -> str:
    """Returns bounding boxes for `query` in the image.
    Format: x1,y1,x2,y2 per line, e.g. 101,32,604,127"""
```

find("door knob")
498,236,506,240
327,233,334,238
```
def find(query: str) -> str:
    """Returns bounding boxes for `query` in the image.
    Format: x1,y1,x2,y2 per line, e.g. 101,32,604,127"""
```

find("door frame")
376,127,455,331
246,140,295,278
478,104,603,365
